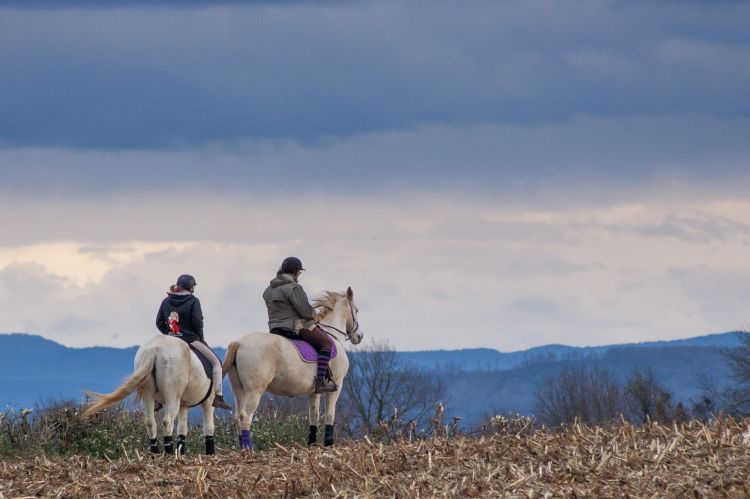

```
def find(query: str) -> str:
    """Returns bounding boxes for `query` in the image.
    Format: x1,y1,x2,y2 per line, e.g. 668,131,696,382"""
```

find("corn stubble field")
1,418,748,498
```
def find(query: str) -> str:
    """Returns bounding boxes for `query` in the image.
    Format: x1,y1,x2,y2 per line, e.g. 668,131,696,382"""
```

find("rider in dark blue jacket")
156,274,231,410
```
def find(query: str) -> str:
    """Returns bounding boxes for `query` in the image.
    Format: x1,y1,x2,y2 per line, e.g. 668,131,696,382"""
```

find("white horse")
223,287,363,449
84,334,217,455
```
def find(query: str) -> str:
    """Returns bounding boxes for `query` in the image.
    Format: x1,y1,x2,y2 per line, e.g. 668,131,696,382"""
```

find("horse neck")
319,301,348,342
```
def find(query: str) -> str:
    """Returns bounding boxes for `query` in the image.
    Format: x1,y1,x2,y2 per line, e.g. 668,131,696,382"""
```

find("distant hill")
0,331,744,427
0,333,225,410
442,344,734,425
396,332,744,371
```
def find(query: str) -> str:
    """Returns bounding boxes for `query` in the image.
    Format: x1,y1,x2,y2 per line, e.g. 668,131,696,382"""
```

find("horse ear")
346,287,354,300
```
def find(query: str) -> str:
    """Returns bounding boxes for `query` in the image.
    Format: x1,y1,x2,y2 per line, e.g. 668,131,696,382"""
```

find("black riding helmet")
176,274,197,291
280,257,305,274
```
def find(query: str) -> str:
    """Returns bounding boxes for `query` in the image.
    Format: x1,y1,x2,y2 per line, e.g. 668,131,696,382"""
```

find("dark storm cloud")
0,1,748,149
0,0,327,6
2,115,749,197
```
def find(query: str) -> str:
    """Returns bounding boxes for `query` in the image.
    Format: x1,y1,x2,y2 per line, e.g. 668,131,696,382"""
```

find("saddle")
270,329,338,363
189,344,214,380
188,343,214,407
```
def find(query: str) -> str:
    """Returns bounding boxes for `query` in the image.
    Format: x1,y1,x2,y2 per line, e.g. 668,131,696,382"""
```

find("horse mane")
313,291,347,321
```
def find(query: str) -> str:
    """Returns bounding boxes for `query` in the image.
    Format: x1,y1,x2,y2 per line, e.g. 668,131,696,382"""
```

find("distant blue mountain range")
1,332,744,426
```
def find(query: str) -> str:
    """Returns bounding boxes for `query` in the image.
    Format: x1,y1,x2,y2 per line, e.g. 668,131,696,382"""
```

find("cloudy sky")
1,0,749,351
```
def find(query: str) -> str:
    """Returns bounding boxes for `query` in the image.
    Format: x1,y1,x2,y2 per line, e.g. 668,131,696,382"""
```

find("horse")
84,334,217,455
223,287,363,449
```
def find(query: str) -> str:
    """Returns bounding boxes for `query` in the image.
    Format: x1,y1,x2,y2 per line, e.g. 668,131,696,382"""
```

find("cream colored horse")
84,335,217,455
223,287,363,449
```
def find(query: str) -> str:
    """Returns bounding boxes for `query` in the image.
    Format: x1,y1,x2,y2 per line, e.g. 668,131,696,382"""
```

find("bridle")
316,299,360,342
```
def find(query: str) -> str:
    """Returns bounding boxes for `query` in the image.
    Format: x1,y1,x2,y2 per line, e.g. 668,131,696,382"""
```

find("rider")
155,274,232,410
263,257,337,393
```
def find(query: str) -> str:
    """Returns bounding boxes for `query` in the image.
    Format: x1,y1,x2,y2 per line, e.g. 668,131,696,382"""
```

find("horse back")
232,331,348,396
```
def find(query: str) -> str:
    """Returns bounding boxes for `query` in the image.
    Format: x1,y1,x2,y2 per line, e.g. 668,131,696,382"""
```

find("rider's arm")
289,285,316,321
155,302,169,334
192,298,205,341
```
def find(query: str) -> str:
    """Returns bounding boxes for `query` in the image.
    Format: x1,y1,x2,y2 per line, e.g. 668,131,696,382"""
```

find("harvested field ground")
1,419,748,498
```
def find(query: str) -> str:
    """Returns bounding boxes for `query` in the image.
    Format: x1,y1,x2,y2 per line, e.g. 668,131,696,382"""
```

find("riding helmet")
280,257,305,274
176,274,197,291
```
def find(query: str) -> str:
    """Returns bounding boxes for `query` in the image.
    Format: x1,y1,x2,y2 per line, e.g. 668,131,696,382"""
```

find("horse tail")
84,346,158,418
222,341,240,376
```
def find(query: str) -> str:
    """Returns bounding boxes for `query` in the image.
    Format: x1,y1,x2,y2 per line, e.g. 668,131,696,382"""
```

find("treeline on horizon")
1,334,748,459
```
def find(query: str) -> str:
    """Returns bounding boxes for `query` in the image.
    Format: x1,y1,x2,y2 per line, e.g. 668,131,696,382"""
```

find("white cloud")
1,190,749,351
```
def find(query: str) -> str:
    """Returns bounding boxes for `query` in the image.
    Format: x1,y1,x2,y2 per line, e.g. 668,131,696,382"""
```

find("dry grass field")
1,417,748,498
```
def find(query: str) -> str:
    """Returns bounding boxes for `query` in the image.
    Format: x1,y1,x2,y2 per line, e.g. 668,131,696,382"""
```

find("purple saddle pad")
292,339,337,363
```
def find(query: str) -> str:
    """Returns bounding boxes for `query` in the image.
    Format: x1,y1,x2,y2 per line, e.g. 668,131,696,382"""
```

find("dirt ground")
1,418,748,498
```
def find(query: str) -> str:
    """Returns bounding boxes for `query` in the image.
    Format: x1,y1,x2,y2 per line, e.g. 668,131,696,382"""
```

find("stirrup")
314,377,338,394
212,394,233,410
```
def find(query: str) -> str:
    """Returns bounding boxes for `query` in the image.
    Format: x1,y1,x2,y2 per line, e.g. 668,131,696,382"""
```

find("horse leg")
202,400,216,455
323,389,343,446
307,394,321,446
237,389,262,451
176,407,189,455
142,396,159,453
161,400,179,455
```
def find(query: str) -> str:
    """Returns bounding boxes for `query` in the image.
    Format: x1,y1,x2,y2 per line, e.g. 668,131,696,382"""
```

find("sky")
1,0,749,351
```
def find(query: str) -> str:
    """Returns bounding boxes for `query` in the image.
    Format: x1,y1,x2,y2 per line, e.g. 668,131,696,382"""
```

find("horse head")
314,287,364,344
345,286,364,345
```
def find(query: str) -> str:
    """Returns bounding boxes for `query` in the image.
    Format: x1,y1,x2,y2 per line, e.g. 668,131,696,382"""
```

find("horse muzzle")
350,329,364,345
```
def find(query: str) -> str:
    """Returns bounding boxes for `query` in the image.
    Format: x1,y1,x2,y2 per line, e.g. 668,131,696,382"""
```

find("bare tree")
339,339,445,436
534,365,624,427
721,331,750,415
624,368,674,424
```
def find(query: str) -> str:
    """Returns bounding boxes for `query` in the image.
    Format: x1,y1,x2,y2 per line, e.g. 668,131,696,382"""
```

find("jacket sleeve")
156,302,169,334
289,285,316,320
192,298,205,341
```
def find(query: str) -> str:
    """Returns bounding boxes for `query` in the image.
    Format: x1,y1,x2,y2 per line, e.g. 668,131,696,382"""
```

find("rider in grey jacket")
263,257,337,393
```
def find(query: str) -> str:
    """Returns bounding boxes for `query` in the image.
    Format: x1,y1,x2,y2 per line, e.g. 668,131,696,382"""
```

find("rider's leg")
190,341,224,395
298,326,337,393
191,340,232,409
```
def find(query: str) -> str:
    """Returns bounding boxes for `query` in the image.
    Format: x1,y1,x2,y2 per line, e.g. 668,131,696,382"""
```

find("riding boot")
314,376,338,393
212,393,233,410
